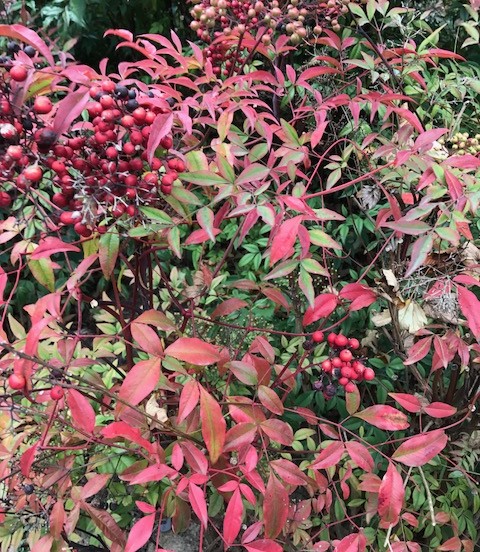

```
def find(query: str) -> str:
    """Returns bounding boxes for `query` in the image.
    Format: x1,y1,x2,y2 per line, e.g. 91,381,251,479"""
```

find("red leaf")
199,386,226,464
146,112,173,164
260,419,294,445
392,430,448,467
310,441,345,469
180,441,208,475
378,462,404,527
263,473,289,539
224,423,257,452
211,298,249,319
129,463,178,485
354,405,409,431
20,442,38,476
188,482,208,528
303,293,338,326
116,357,161,415
177,379,200,424
31,535,54,552
333,532,367,552
414,128,448,152
258,386,284,415
50,500,65,539
388,393,422,413
423,402,457,418
30,237,80,259
136,501,156,514
270,459,310,485
81,502,126,546
457,285,480,340
223,488,244,546
53,89,91,135
244,540,283,552
67,389,96,433
130,323,163,356
0,25,54,66
228,361,258,386
403,336,433,365
165,337,221,365
269,216,303,265
405,233,434,277
125,514,155,552
134,309,177,331
339,283,377,311
101,421,154,454
437,537,462,551
444,170,463,201
81,474,111,499
345,441,374,472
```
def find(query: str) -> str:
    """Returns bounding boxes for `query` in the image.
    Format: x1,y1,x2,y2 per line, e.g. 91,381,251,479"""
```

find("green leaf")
28,258,55,292
181,171,230,186
298,267,315,307
264,260,299,280
99,231,120,279
309,228,342,250
300,258,329,277
139,207,173,224
281,119,301,146
236,163,270,186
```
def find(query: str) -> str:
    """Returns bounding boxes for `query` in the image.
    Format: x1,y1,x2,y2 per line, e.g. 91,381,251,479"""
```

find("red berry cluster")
0,50,187,235
190,0,358,70
310,331,375,397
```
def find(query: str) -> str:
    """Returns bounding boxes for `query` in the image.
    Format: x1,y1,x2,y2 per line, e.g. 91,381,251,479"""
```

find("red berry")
363,368,375,381
339,349,353,362
8,374,26,389
312,331,324,343
160,184,172,195
33,96,53,114
334,334,348,348
321,359,332,372
60,211,82,225
23,165,43,182
160,136,173,149
6,145,23,160
331,357,342,368
338,377,349,386
132,107,146,123
52,193,68,208
161,173,175,187
327,333,337,345
0,191,11,208
9,65,28,82
74,223,92,237
101,80,115,93
348,338,360,350
345,382,356,393
50,385,64,400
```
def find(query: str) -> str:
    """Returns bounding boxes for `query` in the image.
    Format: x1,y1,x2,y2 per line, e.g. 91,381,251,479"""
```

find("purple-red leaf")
263,473,289,539
269,216,302,265
310,441,345,469
423,402,457,418
177,379,200,424
199,386,226,464
223,488,244,546
116,357,161,415
392,430,448,467
303,293,338,326
30,237,80,259
378,462,404,527
354,405,409,431
125,514,155,552
165,337,221,365
388,393,422,413
67,389,96,433
457,285,480,341
333,532,367,552
146,112,173,164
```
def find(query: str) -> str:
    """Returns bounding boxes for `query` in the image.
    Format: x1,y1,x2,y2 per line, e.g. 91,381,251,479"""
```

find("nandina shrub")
0,2,479,551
